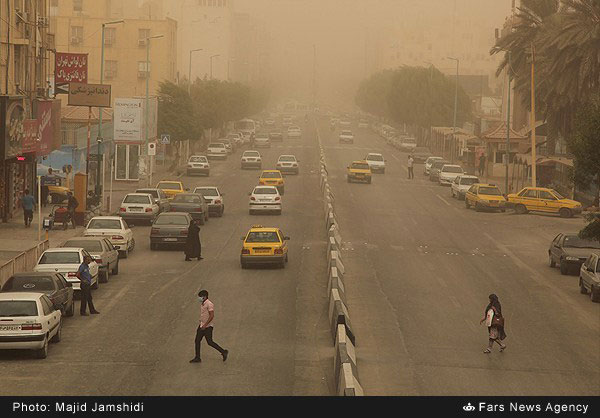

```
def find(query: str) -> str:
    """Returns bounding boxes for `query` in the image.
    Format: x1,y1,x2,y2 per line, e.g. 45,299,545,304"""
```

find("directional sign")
160,134,170,145
148,142,157,156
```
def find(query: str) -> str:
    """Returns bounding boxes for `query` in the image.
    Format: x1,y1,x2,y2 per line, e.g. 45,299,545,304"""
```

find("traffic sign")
148,142,157,156
160,134,170,145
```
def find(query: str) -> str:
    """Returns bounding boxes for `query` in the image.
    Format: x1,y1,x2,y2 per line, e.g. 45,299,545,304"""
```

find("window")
73,0,83,12
523,189,538,199
138,61,150,72
41,296,53,316
0,301,38,316
123,195,151,204
104,60,117,79
104,27,116,46
87,219,121,229
245,232,280,243
39,252,81,264
2,276,55,292
539,191,557,200
172,195,201,203
63,240,103,252
154,214,189,225
139,28,150,42
71,26,83,44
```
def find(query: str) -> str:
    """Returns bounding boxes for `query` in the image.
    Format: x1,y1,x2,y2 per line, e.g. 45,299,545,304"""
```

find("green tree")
157,81,201,142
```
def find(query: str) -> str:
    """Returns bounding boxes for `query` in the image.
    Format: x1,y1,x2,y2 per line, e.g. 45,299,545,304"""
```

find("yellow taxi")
156,181,186,200
465,183,507,212
259,170,285,195
347,160,372,184
507,187,582,218
240,225,290,269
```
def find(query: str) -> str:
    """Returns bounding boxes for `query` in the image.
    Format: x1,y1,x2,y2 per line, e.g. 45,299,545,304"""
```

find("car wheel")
199,215,205,225
92,277,99,290
219,207,224,217
112,260,119,275
249,209,254,215
560,260,569,275
559,208,572,218
367,178,372,184
50,321,62,343
515,204,528,215
130,239,135,252
35,336,49,359
120,249,128,259
99,269,108,283
465,199,471,209
475,202,482,212
241,262,248,269
549,254,556,268
150,243,157,251
285,253,289,263
580,279,588,294
591,286,600,302
66,300,74,317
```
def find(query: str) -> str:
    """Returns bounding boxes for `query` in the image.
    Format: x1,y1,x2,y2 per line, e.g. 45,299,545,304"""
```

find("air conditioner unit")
37,16,49,27
138,39,146,47
71,37,81,45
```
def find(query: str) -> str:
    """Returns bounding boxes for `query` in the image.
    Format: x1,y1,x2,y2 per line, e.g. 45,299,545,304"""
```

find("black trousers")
80,282,96,313
24,209,33,225
194,326,225,358
408,167,414,179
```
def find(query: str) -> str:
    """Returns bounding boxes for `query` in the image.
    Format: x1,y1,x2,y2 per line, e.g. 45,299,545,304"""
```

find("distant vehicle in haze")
347,161,372,184
227,133,243,147
398,137,417,152
451,175,480,200
216,138,234,154
428,160,451,182
249,186,282,215
254,132,271,148
424,157,444,175
136,188,170,213
438,165,465,186
207,142,228,160
358,120,369,129
339,130,354,144
193,187,224,217
412,147,432,164
269,132,283,142
364,153,385,174
241,150,262,169
234,119,256,143
118,193,159,224
186,155,210,176
276,155,299,175
169,193,209,224
287,126,301,139
150,212,193,250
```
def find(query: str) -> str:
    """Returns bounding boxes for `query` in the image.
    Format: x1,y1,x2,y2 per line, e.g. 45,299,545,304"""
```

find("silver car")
61,237,119,283
580,253,600,302
136,188,170,213
194,187,224,217
168,193,209,224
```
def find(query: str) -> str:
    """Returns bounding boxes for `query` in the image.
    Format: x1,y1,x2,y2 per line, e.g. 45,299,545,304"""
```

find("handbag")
491,314,505,328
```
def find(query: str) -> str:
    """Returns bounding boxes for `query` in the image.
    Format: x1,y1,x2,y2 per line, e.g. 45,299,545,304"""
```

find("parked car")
249,186,282,215
61,237,119,283
136,188,170,213
1,272,74,317
118,193,159,225
193,186,224,217
207,142,228,160
150,212,193,250
364,153,385,174
241,150,262,169
424,156,444,175
507,187,583,218
254,132,271,148
451,175,480,200
438,164,465,186
186,155,210,176
34,248,99,290
465,184,507,212
0,292,62,358
428,160,451,182
412,147,432,164
169,193,209,224
217,138,234,154
276,155,299,175
156,181,187,200
580,253,600,302
84,216,135,258
549,233,600,275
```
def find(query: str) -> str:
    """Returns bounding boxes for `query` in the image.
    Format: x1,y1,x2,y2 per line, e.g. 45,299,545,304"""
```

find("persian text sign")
68,83,111,107
55,53,88,84
114,98,142,142
22,120,39,154
37,100,53,156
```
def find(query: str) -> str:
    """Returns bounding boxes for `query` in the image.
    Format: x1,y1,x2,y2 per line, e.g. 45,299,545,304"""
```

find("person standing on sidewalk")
478,154,486,177
480,293,506,353
77,256,99,316
407,155,414,179
20,189,36,228
66,192,78,229
190,290,228,363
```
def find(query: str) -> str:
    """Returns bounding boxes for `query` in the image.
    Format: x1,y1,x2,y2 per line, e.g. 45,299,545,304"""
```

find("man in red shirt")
190,289,228,363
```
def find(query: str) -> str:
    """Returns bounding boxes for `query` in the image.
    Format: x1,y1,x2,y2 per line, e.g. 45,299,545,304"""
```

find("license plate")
490,201,498,206
129,208,143,212
164,238,178,242
0,325,21,331
254,250,270,254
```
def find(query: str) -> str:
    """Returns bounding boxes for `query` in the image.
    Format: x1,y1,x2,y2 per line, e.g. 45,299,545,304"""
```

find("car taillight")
151,228,159,234
276,163,282,166
94,258,102,264
274,248,283,254
119,207,126,212
170,207,176,211
241,248,250,254
275,196,281,201
250,197,256,201
21,323,42,330
112,235,124,240
214,200,221,204
180,230,188,236
145,208,153,212
195,208,203,212
67,272,78,277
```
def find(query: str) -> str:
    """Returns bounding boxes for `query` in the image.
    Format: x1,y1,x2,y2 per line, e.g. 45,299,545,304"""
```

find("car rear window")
158,182,182,190
254,187,277,195
195,188,218,197
442,166,463,173
367,154,383,161
3,276,55,292
262,172,282,179
351,163,370,170
244,152,260,157
172,195,201,203
154,215,189,225
136,189,159,198
460,177,479,185
341,131,353,136
246,232,280,243
39,251,81,264
563,236,600,249
124,195,151,204
189,156,207,162
256,134,269,139
0,301,38,317
87,219,121,229
208,143,225,148
432,161,449,169
279,156,296,162
63,240,103,252
479,187,502,196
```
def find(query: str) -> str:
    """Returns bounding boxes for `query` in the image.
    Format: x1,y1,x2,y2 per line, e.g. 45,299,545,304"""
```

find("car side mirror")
284,236,290,240
53,303,61,312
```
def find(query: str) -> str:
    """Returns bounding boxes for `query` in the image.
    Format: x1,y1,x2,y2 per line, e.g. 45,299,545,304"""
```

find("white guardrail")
0,240,50,289
318,135,363,396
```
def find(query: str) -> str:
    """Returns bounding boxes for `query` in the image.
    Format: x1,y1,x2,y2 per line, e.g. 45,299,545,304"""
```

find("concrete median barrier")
326,211,338,231
327,236,339,253
338,363,364,396
334,324,358,389
329,288,355,346
328,224,342,248
327,266,345,300
328,250,345,275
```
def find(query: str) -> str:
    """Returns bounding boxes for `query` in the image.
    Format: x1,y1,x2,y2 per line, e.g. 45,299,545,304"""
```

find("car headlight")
565,256,580,261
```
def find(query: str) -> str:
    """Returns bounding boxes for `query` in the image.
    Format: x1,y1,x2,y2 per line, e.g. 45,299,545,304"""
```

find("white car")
287,126,301,139
207,142,228,160
187,155,210,176
451,175,480,200
254,133,271,148
339,130,354,144
227,133,243,148
276,155,299,175
118,193,159,225
265,119,275,126
0,292,62,359
365,153,386,174
398,137,417,152
424,156,444,175
358,120,369,129
34,248,99,291
241,150,262,169
194,186,224,217
84,216,135,258
438,164,465,186
339,119,351,127
249,186,282,215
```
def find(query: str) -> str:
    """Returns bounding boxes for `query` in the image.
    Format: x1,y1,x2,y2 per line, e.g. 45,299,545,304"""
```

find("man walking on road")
407,155,414,179
77,255,99,316
20,189,36,227
190,290,228,363
67,191,78,229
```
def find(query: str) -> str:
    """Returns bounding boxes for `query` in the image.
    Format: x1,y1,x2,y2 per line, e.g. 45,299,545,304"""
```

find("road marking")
99,283,131,313
436,275,448,288
436,194,451,206
449,295,461,308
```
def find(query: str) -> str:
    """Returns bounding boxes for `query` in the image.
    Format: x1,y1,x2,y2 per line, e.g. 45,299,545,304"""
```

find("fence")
0,240,50,288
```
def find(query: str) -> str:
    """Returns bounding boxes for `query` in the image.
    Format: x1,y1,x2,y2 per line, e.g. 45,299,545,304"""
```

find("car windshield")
479,187,502,196
227,134,238,139
460,177,480,186
136,190,158,198
279,156,296,162
246,231,280,243
189,156,206,162
426,157,442,164
442,166,463,173
158,182,182,190
208,143,225,148
256,134,269,139
553,190,565,199
87,219,121,229
39,251,80,264
262,172,282,179
563,236,600,249
432,162,449,169
244,152,260,157
0,301,38,317
3,276,55,292
195,188,218,197
124,195,151,204
341,131,352,136
254,188,277,195
351,163,370,170
367,154,383,161
154,215,189,226
63,240,102,252
172,195,201,203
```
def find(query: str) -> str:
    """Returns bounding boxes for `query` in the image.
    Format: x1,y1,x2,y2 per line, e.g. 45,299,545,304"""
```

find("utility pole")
530,43,537,187
146,35,164,187
505,51,512,195
210,54,220,80
189,48,203,94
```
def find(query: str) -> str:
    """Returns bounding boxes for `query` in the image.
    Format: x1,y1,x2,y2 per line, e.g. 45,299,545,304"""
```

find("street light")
96,19,124,204
145,34,164,187
189,48,203,94
210,54,220,79
447,57,459,163
423,61,434,148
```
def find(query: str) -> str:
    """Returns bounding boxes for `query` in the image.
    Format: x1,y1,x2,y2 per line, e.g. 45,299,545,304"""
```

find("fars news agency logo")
463,403,476,412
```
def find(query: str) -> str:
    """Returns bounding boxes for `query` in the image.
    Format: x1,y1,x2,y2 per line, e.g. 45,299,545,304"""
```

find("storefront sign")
114,98,143,142
51,99,62,151
68,83,111,107
37,100,54,156
0,96,26,159
55,52,88,94
22,120,39,154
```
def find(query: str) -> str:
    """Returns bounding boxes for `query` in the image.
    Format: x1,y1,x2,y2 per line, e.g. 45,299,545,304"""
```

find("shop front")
115,143,140,181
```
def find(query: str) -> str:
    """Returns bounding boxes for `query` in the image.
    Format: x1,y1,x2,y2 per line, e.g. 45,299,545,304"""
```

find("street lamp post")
447,57,459,163
96,19,123,206
423,61,434,148
505,51,513,194
188,48,203,94
146,34,164,187
210,54,220,79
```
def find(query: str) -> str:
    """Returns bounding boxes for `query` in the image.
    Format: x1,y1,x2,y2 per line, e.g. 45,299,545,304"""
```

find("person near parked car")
20,189,36,228
407,155,414,179
479,293,506,353
67,191,78,229
77,255,99,316
184,219,203,261
478,154,486,177
189,290,228,363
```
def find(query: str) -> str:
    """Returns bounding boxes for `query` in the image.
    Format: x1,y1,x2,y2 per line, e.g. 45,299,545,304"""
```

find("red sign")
55,52,88,84
22,119,39,154
37,101,53,156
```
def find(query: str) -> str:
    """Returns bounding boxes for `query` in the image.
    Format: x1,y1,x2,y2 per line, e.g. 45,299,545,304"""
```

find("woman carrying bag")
480,293,507,353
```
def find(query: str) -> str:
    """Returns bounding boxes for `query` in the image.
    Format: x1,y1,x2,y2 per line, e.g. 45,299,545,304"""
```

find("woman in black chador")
184,219,203,261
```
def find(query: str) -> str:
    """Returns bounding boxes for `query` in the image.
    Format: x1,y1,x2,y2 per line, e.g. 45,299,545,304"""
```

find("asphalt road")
0,123,333,396
319,118,600,395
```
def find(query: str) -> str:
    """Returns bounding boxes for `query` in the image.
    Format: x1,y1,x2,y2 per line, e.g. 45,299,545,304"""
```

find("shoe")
185,258,191,261
499,344,506,352
222,349,229,362
80,312,89,316
198,257,204,260
189,357,201,363
483,348,491,354
90,311,100,315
